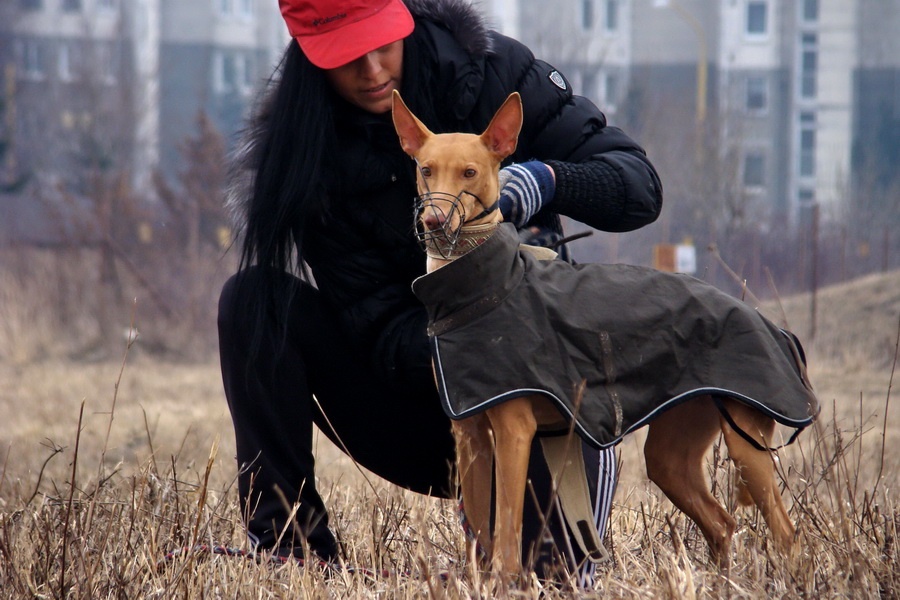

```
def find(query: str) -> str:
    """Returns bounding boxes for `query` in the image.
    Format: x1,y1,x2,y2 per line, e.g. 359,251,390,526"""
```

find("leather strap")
712,396,804,452
426,294,502,337
540,435,610,564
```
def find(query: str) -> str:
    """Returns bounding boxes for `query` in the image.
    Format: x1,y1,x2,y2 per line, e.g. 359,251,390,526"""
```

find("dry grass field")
0,267,898,598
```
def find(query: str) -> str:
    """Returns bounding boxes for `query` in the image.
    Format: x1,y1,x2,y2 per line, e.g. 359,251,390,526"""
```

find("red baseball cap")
279,0,415,69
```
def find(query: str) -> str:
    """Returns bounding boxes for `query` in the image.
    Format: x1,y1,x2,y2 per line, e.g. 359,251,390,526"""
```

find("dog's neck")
425,221,501,272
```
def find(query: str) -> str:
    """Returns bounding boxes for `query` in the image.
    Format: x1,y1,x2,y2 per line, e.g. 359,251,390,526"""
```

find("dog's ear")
392,90,433,157
480,92,523,159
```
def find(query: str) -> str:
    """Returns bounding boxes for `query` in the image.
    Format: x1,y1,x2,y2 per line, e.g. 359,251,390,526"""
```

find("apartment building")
487,0,900,228
487,0,631,119
0,0,286,194
158,0,286,176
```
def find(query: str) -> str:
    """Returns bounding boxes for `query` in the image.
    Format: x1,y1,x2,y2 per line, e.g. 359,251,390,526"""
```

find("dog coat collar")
424,222,500,260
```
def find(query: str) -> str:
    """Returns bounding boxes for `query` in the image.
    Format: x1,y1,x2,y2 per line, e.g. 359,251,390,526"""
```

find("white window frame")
604,72,620,111
581,69,598,101
214,50,254,95
96,43,117,85
58,42,74,82
239,52,255,95
212,51,226,93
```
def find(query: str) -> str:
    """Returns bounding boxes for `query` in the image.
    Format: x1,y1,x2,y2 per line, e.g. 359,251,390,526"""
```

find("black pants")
217,269,606,572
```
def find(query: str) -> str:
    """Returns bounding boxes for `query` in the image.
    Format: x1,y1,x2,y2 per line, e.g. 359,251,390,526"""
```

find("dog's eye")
420,167,432,177
464,168,477,178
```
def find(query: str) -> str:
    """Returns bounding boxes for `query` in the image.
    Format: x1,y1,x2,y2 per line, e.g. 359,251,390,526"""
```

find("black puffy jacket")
270,0,662,387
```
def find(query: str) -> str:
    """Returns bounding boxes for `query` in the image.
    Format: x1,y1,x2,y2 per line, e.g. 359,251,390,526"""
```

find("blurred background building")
1,0,898,274
0,0,285,196
487,0,900,230
1,0,897,358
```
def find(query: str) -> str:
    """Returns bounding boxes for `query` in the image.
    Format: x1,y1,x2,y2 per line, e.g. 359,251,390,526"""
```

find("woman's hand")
497,161,556,227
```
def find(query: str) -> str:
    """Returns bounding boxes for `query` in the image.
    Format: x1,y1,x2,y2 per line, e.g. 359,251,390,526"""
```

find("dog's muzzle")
415,191,474,259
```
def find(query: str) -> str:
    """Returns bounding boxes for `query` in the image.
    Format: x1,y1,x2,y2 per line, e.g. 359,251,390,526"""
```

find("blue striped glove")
497,161,556,228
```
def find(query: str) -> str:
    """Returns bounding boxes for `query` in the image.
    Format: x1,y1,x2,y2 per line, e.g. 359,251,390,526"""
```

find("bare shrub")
0,246,99,363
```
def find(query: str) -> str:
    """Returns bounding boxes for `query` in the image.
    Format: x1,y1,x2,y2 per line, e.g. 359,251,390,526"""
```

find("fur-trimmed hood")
225,0,492,233
404,0,492,55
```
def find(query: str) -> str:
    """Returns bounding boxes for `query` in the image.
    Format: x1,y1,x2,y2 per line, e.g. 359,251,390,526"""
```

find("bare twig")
707,244,763,307
59,401,85,600
873,313,899,497
98,299,138,477
311,394,380,496
24,440,65,506
142,406,159,476
763,266,790,329
191,437,219,544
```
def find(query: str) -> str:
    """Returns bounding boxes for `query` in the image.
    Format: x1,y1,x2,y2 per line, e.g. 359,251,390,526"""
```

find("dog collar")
425,222,500,259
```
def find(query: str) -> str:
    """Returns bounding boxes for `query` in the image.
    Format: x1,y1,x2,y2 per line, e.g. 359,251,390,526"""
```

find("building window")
240,53,255,93
743,151,766,187
605,72,619,108
96,43,118,84
238,0,254,18
218,0,234,16
605,0,619,32
214,51,255,94
62,0,81,11
745,76,767,113
581,0,594,30
97,0,116,9
800,33,817,98
582,70,598,100
20,0,42,10
213,52,231,93
802,0,818,22
58,42,74,81
746,1,768,36
17,39,46,80
799,112,816,177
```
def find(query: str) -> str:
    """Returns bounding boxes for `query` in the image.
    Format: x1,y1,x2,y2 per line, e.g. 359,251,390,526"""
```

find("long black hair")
239,43,335,279
229,41,337,364
232,30,439,361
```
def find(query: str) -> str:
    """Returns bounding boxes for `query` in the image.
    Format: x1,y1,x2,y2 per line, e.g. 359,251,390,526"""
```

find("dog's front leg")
487,395,537,576
453,414,494,563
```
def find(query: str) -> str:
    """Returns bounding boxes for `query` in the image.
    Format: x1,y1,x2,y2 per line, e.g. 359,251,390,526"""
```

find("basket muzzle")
414,190,474,259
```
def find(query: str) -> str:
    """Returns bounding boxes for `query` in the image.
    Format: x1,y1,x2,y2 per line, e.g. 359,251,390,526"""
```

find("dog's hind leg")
453,414,495,561
717,398,796,555
486,395,538,576
644,396,736,564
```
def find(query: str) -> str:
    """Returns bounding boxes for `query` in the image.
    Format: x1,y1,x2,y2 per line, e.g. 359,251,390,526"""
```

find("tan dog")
392,90,798,576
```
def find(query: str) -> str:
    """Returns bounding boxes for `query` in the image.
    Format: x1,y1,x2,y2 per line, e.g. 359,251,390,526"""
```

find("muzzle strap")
467,199,499,222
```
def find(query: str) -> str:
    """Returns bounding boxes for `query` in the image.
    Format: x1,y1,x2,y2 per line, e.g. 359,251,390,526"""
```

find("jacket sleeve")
490,39,663,233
